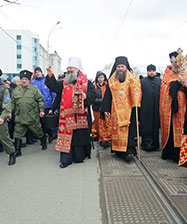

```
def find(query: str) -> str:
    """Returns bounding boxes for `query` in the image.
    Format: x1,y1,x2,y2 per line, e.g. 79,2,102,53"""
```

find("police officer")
0,69,16,165
11,70,47,156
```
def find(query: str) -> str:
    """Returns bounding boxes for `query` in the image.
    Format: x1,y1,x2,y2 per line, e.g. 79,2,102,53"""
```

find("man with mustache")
101,56,142,162
11,70,47,157
45,57,96,168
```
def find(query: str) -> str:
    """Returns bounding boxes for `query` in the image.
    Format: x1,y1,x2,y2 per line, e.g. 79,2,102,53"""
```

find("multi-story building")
49,53,62,77
39,44,48,74
0,30,39,73
0,29,62,80
39,45,62,77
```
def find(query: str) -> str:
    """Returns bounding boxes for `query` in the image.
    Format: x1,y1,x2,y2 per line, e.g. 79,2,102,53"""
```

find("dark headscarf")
109,56,131,77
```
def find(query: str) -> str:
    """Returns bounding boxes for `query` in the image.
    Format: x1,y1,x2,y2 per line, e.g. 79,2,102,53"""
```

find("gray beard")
172,66,180,74
116,70,127,82
65,71,78,84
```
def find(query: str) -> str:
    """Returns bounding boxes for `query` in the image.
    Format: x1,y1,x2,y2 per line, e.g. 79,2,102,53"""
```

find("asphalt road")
0,140,102,224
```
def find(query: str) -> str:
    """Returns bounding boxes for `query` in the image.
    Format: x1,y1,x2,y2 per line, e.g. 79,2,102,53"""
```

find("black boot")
48,134,56,143
123,151,132,162
8,153,16,166
26,137,34,145
40,136,47,150
59,163,72,168
31,138,38,143
26,132,35,144
21,143,27,148
101,141,109,148
14,138,22,157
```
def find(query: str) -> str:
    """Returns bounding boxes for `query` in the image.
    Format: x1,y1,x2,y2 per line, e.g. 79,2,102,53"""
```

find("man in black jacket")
92,71,111,148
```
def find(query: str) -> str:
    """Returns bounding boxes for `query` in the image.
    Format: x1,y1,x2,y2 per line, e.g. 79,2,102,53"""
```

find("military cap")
20,70,32,80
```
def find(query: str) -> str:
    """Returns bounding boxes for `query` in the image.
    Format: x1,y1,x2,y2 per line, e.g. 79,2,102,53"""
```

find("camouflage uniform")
11,84,45,138
0,80,15,165
11,84,47,156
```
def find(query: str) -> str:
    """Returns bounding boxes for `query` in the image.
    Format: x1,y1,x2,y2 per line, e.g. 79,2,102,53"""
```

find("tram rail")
98,143,187,224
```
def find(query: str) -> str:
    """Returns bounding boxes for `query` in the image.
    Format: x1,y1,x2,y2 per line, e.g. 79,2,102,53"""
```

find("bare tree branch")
0,0,20,7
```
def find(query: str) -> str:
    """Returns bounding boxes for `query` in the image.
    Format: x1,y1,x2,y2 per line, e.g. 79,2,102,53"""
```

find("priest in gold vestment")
101,56,142,162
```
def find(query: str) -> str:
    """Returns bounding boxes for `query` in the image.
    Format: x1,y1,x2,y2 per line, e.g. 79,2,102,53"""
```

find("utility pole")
47,21,61,66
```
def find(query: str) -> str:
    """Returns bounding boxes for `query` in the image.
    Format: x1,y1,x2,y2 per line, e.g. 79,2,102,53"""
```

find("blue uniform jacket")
31,76,56,109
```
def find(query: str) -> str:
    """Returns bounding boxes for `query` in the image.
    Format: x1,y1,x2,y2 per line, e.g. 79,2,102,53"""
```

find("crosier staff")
132,70,141,161
135,106,140,161
172,48,187,87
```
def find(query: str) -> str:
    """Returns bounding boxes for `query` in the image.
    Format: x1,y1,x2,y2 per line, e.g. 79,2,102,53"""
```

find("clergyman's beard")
116,70,127,82
65,71,78,84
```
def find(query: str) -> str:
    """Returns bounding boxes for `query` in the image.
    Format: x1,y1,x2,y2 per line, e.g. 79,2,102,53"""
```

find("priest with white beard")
45,57,96,168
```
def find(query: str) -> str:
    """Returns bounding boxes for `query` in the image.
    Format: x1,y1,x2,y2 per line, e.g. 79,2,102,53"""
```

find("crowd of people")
0,50,187,168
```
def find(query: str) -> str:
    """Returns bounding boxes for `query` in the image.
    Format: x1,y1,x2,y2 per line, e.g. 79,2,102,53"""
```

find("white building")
0,30,39,73
39,45,62,77
49,53,62,77
0,29,62,79
39,44,48,74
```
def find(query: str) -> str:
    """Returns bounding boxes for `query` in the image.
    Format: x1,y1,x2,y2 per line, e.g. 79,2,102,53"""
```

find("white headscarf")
67,57,84,73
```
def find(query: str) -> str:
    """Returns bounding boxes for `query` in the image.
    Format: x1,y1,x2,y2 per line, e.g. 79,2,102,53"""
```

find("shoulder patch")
5,95,10,102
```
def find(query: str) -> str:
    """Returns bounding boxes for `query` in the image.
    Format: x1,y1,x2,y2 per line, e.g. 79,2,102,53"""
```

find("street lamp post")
47,21,60,65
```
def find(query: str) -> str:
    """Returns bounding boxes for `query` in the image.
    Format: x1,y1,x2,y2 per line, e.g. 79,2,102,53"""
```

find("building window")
17,35,21,40
34,47,37,52
17,64,22,69
17,54,21,59
17,45,22,50
34,38,37,43
33,56,37,61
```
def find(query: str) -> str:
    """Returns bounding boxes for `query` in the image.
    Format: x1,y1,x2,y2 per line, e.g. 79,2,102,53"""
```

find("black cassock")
140,76,161,150
45,75,96,164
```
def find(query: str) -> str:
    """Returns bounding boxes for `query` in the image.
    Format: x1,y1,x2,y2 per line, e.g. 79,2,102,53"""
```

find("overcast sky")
0,0,187,78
